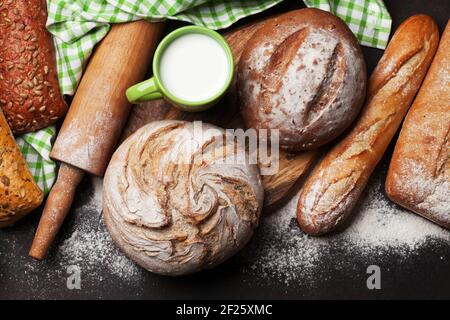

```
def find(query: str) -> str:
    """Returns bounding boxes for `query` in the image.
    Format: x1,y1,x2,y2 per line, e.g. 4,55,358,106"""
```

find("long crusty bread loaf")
385,20,450,229
296,15,440,236
0,109,43,227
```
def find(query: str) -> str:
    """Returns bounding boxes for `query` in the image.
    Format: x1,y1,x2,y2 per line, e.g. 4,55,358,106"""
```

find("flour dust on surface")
58,168,450,287
241,164,450,286
2,164,448,292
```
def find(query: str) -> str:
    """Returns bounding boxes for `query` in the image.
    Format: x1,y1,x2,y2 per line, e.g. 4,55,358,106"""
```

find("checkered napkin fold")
17,0,391,193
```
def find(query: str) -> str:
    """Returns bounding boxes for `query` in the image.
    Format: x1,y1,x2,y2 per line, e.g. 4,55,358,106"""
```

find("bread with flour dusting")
103,120,264,275
237,8,366,151
386,20,450,229
296,15,440,236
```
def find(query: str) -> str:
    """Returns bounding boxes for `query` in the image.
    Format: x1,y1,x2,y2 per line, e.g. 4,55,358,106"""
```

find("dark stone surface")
0,0,449,300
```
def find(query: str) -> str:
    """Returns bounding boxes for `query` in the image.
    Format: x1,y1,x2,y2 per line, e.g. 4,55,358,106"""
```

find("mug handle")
126,77,163,103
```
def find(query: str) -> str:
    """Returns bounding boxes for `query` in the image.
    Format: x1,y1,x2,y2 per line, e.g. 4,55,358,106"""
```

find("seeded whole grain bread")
385,20,450,229
296,15,440,236
237,8,366,151
103,120,264,276
0,0,67,134
0,109,43,227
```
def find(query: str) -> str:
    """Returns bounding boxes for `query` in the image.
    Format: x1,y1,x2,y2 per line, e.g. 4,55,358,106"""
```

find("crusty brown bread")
103,121,264,276
0,109,43,227
296,15,440,236
0,0,67,134
385,20,450,229
237,8,366,151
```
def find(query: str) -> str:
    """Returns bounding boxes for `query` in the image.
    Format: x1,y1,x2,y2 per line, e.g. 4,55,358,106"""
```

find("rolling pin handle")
29,21,164,260
29,163,85,260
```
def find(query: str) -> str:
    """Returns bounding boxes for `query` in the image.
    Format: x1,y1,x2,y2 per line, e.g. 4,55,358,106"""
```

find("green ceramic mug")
126,25,234,112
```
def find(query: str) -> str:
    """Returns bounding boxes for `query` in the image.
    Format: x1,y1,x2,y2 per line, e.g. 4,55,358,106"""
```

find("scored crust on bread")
237,8,366,151
296,15,440,236
385,20,450,229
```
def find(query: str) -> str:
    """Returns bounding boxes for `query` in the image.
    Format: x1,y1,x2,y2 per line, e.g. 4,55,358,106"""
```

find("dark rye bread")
0,0,67,134
237,8,366,151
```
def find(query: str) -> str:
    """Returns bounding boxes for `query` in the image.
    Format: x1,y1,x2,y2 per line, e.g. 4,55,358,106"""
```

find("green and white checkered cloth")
16,0,391,193
16,127,57,194
304,0,391,48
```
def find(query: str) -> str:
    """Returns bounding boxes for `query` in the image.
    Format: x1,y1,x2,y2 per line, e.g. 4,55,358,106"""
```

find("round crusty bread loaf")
237,8,366,151
103,120,264,276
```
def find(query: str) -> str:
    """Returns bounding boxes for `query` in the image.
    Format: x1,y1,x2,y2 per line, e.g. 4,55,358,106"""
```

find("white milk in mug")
159,33,230,102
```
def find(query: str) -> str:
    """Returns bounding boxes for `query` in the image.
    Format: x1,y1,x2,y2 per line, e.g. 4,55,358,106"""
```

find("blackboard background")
0,0,449,300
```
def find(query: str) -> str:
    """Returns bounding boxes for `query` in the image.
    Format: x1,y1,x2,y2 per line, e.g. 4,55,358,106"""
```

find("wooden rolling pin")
29,21,164,260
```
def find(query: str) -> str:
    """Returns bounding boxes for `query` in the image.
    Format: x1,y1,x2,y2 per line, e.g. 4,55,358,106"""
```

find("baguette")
0,0,68,134
0,109,43,227
296,15,440,236
385,21,450,229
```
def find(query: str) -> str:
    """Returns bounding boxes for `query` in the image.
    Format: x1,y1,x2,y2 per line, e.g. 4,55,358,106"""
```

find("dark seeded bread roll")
385,20,450,229
237,8,366,151
296,15,440,235
0,0,67,134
